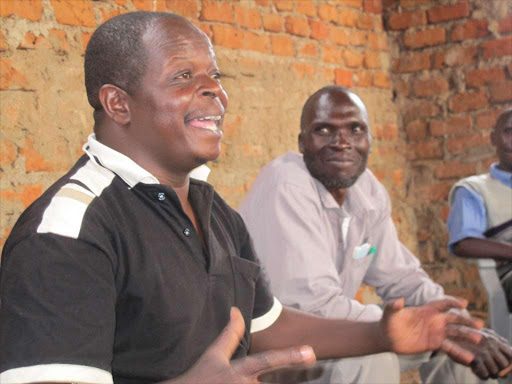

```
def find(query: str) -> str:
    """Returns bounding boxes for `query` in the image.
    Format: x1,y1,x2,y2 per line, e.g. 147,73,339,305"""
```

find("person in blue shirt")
448,107,512,311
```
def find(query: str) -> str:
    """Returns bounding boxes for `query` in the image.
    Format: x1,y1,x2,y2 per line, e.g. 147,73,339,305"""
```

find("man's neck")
328,188,348,207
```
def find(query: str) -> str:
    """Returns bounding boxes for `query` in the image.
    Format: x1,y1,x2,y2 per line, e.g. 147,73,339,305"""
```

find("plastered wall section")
384,0,512,311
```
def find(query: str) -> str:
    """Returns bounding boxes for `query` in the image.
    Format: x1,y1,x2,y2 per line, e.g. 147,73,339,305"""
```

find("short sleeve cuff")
251,297,282,333
0,364,113,384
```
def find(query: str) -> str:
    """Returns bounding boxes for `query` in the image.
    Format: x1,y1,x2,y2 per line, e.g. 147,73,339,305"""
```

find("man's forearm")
454,238,512,262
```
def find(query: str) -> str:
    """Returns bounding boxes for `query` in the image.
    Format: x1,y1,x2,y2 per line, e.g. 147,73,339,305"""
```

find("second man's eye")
177,72,192,80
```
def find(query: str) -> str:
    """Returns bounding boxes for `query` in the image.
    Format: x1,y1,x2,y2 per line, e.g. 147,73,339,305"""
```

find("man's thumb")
206,307,246,361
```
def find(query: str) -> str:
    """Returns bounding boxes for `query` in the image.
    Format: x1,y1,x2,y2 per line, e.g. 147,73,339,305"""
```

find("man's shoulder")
352,169,389,200
257,152,314,187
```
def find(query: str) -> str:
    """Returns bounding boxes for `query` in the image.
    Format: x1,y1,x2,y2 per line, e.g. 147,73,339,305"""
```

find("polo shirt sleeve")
0,233,116,384
447,186,487,252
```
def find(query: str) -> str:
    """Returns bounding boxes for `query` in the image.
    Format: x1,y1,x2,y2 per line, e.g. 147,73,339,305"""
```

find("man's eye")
316,127,330,134
351,124,363,133
213,72,222,81
177,72,192,80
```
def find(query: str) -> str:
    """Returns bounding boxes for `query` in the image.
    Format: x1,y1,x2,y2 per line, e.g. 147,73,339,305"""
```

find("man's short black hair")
300,85,350,132
84,11,179,114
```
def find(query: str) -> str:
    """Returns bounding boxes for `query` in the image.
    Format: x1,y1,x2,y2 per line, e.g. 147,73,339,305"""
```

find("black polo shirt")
0,135,281,384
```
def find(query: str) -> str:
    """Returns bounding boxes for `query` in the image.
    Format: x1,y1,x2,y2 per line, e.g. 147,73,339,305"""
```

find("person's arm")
250,298,482,363
454,237,512,262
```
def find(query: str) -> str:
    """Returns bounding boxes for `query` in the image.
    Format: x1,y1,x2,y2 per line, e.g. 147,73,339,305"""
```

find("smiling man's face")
299,89,370,191
126,17,228,174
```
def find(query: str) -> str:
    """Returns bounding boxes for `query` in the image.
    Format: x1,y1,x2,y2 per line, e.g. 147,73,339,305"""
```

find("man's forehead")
313,91,368,120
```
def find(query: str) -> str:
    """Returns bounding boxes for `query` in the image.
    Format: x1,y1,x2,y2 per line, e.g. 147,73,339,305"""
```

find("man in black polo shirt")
0,11,487,384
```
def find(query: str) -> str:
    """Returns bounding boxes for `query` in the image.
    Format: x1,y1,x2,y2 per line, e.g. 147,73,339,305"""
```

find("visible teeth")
197,116,221,121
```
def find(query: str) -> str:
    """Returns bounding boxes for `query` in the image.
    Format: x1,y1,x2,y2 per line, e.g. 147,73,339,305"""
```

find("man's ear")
490,130,497,147
98,84,131,125
298,132,305,153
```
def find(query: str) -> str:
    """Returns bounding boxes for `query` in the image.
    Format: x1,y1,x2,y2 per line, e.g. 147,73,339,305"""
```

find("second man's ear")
298,133,304,154
98,84,131,126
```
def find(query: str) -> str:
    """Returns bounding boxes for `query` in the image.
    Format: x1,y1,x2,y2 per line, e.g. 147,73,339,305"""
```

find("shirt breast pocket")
230,256,261,355
352,243,375,267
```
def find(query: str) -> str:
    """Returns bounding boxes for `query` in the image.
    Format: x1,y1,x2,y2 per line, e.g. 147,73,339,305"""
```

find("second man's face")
299,91,370,190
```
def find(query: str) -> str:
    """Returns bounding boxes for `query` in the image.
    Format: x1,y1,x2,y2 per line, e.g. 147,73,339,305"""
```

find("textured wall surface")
0,0,510,315
384,0,512,312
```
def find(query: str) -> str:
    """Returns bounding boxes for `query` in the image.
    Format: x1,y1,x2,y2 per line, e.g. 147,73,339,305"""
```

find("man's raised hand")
168,307,316,384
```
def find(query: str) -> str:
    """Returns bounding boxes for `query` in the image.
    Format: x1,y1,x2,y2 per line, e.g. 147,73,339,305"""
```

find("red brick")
234,5,262,30
270,35,295,56
337,0,363,8
430,116,472,137
274,0,293,11
466,67,506,88
296,0,316,17
322,68,335,83
364,0,382,14
330,26,348,46
404,100,440,123
413,77,448,97
498,15,512,34
197,23,212,40
404,28,446,49
476,109,504,130
374,123,399,140
344,50,364,67
373,72,391,88
337,9,358,27
434,162,476,180
0,139,16,168
310,20,330,40
291,63,315,79
393,52,430,73
114,0,127,5
406,120,427,140
490,82,512,103
101,9,125,23
18,32,38,50
410,140,443,159
428,1,470,23
349,30,367,46
0,185,43,209
50,0,95,27
262,13,283,32
357,14,375,30
255,0,271,6
354,70,372,87
243,31,269,53
368,32,387,50
434,46,477,68
82,32,92,55
335,69,353,87
451,20,489,41
394,79,409,97
399,0,432,8
0,30,8,52
482,37,512,59
446,133,490,154
211,25,243,49
387,10,426,30
285,16,309,37
298,42,318,57
422,182,453,202
0,58,28,89
0,0,43,21
323,44,343,63
49,29,70,52
318,3,338,23
449,90,488,113
164,0,199,18
20,138,70,172
132,0,153,11
200,1,234,23
364,51,380,68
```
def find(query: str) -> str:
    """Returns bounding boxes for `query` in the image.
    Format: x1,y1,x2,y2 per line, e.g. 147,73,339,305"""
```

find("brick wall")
384,0,512,311
1,0,509,315
1,0,407,259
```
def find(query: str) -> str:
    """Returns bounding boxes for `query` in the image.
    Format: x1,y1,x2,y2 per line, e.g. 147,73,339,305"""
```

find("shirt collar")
490,162,512,187
82,134,210,188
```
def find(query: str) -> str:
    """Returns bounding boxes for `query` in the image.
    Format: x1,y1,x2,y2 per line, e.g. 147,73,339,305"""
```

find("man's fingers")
440,339,475,366
234,346,316,379
205,307,246,361
444,312,484,330
498,363,512,377
445,325,482,345
471,358,490,380
430,297,468,312
384,297,405,312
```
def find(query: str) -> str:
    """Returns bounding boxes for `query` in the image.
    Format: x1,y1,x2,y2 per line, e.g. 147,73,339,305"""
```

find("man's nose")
199,75,223,99
330,129,351,147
